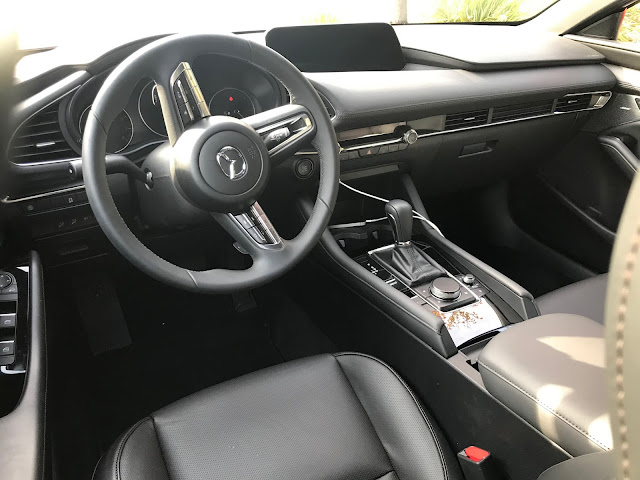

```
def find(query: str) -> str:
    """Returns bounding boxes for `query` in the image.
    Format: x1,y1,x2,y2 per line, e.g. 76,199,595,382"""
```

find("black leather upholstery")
372,244,443,287
537,274,608,324
94,353,460,480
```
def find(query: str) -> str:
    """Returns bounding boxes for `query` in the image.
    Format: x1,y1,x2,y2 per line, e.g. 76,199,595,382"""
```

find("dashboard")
0,23,622,266
62,54,286,158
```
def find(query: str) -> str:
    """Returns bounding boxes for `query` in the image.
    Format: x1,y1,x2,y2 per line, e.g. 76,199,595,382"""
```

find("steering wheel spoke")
244,104,316,163
212,202,283,260
153,62,211,145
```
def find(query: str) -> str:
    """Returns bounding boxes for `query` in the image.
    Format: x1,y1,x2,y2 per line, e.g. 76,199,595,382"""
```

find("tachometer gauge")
79,106,133,153
138,82,167,137
209,88,256,119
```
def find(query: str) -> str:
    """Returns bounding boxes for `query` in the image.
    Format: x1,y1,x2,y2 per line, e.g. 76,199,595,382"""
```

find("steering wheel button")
0,274,12,289
234,214,255,230
247,226,267,244
173,80,186,105
178,103,192,126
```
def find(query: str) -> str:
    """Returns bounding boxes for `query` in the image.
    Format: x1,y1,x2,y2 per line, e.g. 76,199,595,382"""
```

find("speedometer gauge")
79,106,133,153
209,88,256,119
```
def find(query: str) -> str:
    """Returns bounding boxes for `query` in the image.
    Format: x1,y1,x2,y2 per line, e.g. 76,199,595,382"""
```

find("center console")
355,198,505,348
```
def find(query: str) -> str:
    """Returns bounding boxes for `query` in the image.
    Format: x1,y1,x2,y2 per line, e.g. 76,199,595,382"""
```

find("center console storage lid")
478,314,611,457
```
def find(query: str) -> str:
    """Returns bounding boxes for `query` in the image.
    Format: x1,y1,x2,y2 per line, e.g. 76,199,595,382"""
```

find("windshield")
11,0,557,50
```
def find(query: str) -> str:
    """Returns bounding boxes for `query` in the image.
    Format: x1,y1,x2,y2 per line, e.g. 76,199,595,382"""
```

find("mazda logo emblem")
216,146,248,180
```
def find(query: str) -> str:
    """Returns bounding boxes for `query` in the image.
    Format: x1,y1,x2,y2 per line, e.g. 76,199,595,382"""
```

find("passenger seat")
536,274,608,324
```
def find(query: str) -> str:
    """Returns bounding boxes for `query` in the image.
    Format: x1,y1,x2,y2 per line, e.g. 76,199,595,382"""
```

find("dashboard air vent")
8,102,76,164
554,94,592,113
491,100,554,123
444,109,489,130
318,93,336,118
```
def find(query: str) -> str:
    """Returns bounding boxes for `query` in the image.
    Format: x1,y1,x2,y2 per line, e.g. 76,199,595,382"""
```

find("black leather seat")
94,353,461,480
536,274,608,324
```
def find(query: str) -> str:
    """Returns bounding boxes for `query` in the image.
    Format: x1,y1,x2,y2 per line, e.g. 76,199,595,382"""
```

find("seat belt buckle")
457,446,502,480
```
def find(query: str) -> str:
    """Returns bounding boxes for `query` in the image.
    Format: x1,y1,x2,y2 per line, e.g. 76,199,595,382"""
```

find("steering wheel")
82,34,338,293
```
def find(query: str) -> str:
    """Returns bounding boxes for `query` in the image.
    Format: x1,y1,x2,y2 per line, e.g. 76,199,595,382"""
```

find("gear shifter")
385,199,413,245
372,200,443,287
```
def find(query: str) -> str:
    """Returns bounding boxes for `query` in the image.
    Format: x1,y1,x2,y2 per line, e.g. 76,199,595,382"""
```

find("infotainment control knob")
430,277,461,301
402,129,418,145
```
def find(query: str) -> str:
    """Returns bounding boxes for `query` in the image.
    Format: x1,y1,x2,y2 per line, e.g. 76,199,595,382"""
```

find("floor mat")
48,264,294,480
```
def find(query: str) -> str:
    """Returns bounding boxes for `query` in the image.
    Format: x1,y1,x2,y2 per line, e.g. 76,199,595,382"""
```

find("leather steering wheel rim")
82,34,339,293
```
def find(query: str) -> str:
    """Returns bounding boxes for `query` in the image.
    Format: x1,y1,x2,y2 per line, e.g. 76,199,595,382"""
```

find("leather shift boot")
372,243,443,287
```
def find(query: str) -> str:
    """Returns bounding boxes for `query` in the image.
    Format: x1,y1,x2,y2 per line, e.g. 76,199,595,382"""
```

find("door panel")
510,89,639,274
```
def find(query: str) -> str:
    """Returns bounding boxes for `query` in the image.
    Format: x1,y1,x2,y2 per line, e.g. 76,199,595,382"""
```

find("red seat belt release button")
457,446,502,480
464,446,490,462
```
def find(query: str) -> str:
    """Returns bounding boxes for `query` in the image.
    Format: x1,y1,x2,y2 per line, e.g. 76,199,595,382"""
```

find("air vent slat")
555,95,592,113
491,100,554,123
8,102,77,164
444,109,489,130
15,130,65,140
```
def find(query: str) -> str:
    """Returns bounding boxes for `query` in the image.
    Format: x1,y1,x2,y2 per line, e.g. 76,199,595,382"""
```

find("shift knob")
385,199,413,244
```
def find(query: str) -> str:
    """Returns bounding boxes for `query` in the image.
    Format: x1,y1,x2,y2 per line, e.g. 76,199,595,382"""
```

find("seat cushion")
536,274,608,324
478,314,612,457
93,353,461,480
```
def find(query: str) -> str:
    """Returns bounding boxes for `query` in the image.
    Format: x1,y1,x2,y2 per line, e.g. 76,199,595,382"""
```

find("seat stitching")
112,418,150,480
332,355,399,479
150,416,172,480
334,352,449,480
614,221,640,480
478,361,610,451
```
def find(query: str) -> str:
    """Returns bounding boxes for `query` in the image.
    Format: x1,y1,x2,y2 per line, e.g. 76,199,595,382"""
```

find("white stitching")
478,361,611,451
614,221,640,479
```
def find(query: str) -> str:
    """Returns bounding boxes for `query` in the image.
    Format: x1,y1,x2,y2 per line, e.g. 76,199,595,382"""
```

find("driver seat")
93,353,461,480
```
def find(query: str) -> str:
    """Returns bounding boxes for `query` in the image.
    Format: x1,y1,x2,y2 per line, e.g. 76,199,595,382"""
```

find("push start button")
294,158,314,178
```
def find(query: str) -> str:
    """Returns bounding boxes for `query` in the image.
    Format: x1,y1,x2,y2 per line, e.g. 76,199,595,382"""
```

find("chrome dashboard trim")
2,185,86,204
294,91,613,156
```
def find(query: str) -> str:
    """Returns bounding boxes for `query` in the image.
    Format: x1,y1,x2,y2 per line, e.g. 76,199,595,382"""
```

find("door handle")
599,135,639,180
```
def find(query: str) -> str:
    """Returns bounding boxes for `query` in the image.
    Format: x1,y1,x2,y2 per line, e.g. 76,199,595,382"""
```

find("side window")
618,3,640,43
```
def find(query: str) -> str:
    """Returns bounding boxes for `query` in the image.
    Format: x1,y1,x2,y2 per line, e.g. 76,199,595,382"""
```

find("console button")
378,145,389,154
22,201,38,214
0,274,12,289
76,191,88,203
61,193,78,207
462,274,476,286
348,151,359,160
411,295,426,306
54,218,67,232
398,143,408,151
51,196,65,208
0,341,15,356
359,146,379,157
430,277,461,301
0,315,15,328
388,144,399,153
